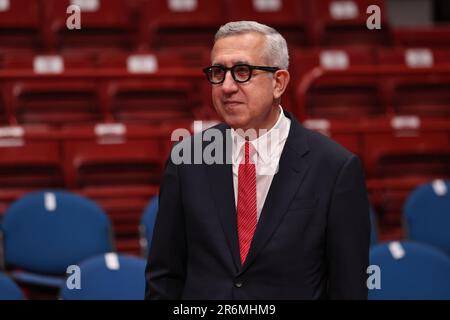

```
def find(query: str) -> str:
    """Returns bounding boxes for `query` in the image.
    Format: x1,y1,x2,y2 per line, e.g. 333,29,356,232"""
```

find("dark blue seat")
0,190,114,288
369,241,450,299
404,179,450,255
60,253,146,300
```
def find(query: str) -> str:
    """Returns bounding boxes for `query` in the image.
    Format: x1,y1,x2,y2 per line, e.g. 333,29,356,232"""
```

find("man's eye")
212,68,224,76
235,67,249,75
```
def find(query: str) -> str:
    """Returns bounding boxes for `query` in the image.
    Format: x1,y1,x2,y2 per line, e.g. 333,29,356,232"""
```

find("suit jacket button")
234,281,243,288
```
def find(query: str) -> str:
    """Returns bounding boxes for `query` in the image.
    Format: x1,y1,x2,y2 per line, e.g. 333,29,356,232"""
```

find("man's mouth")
223,101,243,108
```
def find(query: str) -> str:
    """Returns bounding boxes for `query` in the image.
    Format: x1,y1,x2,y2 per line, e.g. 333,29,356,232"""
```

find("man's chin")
221,116,249,130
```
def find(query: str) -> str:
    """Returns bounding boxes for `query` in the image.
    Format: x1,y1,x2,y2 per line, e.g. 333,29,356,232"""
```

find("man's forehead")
211,33,265,64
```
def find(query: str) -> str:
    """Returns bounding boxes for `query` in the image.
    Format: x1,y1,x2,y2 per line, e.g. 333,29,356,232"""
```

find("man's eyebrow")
211,60,250,67
234,60,249,65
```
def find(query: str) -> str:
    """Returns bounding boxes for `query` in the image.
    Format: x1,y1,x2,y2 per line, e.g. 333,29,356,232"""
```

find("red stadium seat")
0,0,42,51
225,0,310,47
63,137,164,189
0,129,62,188
393,26,450,48
43,0,136,52
363,118,450,178
139,0,226,50
363,118,450,240
310,0,392,47
0,125,63,216
377,48,450,118
391,76,450,118
61,123,171,254
292,47,378,79
97,49,209,70
9,80,104,127
106,79,206,125
292,47,382,120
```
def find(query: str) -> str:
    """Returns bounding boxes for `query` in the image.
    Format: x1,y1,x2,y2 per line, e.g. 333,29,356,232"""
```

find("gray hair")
214,21,289,70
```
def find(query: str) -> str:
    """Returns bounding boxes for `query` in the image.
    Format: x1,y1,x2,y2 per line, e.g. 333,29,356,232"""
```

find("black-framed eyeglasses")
202,64,280,84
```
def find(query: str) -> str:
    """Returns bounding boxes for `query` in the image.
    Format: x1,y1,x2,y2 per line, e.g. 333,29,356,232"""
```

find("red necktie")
237,141,257,264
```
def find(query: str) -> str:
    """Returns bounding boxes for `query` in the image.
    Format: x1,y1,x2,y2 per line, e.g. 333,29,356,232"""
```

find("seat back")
369,241,450,299
310,0,391,46
292,47,381,119
60,253,146,300
0,0,42,50
10,80,103,127
44,0,135,51
141,0,225,50
2,190,113,274
404,180,450,255
225,0,309,46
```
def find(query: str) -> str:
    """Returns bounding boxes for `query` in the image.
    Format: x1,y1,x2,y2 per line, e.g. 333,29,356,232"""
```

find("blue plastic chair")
0,190,114,287
139,195,159,256
404,180,450,255
60,253,146,300
369,241,450,300
0,272,24,300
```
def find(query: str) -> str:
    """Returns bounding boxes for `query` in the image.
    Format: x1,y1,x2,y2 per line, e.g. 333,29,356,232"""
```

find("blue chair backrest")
0,272,24,300
369,241,450,299
60,253,146,300
404,179,450,255
2,190,113,274
140,195,158,256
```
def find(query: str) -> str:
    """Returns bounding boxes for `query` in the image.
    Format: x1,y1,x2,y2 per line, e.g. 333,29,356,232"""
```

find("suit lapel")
205,124,241,272
240,114,310,273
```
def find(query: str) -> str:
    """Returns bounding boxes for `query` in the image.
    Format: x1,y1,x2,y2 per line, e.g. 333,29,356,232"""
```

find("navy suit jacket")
145,111,370,300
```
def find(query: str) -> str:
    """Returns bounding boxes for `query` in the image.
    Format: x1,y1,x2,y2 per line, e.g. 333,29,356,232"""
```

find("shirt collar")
231,105,290,165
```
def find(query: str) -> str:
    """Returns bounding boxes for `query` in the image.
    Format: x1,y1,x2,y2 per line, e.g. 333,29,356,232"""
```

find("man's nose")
221,71,239,93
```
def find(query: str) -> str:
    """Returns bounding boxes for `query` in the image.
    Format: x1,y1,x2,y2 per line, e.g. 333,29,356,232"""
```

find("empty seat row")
0,49,210,69
0,120,448,189
2,47,450,127
0,190,148,299
0,124,180,254
2,179,447,299
291,47,450,120
0,73,210,127
1,121,449,246
0,0,394,52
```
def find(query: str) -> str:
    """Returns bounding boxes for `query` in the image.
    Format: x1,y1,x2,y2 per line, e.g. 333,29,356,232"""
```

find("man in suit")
145,21,370,299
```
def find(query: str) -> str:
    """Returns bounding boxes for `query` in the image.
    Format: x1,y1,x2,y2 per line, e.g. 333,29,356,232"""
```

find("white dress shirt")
231,106,291,221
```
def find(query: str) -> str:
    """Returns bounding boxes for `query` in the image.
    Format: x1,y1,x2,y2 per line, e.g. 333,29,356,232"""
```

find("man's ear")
273,70,290,100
